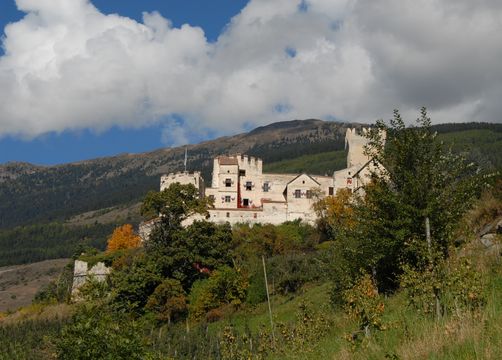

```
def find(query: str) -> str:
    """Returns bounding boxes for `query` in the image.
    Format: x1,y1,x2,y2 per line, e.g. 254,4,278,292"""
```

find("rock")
497,219,502,234
486,243,502,257
479,223,494,237
480,233,497,248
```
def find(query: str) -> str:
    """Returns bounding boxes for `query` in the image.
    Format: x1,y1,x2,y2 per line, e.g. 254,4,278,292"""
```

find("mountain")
0,119,359,229
0,120,501,267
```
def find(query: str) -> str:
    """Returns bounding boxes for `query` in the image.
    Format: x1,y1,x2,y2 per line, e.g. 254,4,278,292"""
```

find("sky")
0,0,501,165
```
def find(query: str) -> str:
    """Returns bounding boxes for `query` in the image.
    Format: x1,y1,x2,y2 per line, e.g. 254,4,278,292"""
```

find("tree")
146,278,187,323
313,188,356,240
110,253,163,314
338,108,480,292
106,224,141,252
151,220,234,291
141,183,211,235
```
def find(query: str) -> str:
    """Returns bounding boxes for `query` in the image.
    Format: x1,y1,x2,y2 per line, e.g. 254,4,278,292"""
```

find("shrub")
400,257,485,318
343,273,385,339
189,266,248,320
54,304,149,360
146,278,187,323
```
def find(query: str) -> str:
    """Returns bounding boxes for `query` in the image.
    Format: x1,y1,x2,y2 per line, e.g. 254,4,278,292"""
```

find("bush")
34,261,74,304
246,269,267,305
267,252,328,295
189,266,248,320
54,304,150,360
400,257,485,318
343,273,385,339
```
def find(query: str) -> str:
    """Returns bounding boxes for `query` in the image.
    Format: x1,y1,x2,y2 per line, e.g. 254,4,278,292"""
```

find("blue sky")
0,0,500,165
0,0,248,165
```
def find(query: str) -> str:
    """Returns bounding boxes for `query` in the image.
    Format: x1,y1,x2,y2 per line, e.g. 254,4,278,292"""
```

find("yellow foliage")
106,224,141,253
314,188,356,236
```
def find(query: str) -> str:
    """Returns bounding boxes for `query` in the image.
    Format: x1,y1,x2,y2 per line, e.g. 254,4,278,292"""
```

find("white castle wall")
161,171,205,197
145,127,383,232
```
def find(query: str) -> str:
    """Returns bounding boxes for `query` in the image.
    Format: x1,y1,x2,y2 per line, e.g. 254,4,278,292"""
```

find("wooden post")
262,255,276,345
426,216,441,320
425,217,432,257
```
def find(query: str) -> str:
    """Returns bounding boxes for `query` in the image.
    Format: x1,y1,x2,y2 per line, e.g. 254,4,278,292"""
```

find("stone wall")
71,260,110,301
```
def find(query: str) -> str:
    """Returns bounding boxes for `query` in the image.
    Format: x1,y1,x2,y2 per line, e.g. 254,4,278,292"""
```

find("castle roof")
218,156,239,165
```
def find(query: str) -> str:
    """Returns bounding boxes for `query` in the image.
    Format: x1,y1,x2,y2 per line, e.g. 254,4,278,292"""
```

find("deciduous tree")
106,224,141,252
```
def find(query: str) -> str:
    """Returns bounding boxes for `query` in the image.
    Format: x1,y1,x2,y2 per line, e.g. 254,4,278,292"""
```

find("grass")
3,257,502,359
264,150,347,175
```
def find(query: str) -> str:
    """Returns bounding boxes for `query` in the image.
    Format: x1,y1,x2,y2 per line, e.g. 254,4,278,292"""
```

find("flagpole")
184,146,187,172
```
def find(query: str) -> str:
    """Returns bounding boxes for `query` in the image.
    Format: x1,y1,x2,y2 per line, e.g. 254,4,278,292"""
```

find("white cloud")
0,0,501,139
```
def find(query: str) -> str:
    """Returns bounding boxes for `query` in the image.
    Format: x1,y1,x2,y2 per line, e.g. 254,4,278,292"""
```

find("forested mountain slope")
0,120,501,266
0,120,355,229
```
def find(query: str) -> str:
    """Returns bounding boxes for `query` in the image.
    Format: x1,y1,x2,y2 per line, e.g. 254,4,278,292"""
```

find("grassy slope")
264,150,347,175
1,239,501,359
0,259,70,312
264,128,502,175
209,254,502,359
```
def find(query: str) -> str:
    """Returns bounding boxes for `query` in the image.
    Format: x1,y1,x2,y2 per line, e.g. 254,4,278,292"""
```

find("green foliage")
246,269,267,306
348,108,482,291
0,222,116,267
147,220,233,292
146,278,187,323
78,276,111,302
141,183,209,225
400,258,485,317
54,304,149,360
110,253,163,314
34,262,74,304
267,252,328,295
232,220,319,260
189,266,248,321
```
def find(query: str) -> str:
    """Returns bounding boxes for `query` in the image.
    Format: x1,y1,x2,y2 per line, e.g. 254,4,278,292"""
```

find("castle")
155,127,380,227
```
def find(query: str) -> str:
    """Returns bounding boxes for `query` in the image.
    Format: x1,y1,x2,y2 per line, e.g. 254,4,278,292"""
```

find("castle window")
225,196,231,203
263,182,270,192
243,198,249,207
245,181,252,190
306,190,313,199
239,170,246,176
294,189,302,198
225,178,232,187
226,212,230,218
329,187,334,195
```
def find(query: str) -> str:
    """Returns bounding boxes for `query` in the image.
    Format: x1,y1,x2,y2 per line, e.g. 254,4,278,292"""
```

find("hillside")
0,119,354,229
2,121,501,230
0,120,501,267
0,259,70,312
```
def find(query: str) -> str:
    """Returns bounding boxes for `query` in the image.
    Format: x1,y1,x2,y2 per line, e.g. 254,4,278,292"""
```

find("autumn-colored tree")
106,224,141,252
313,188,356,240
